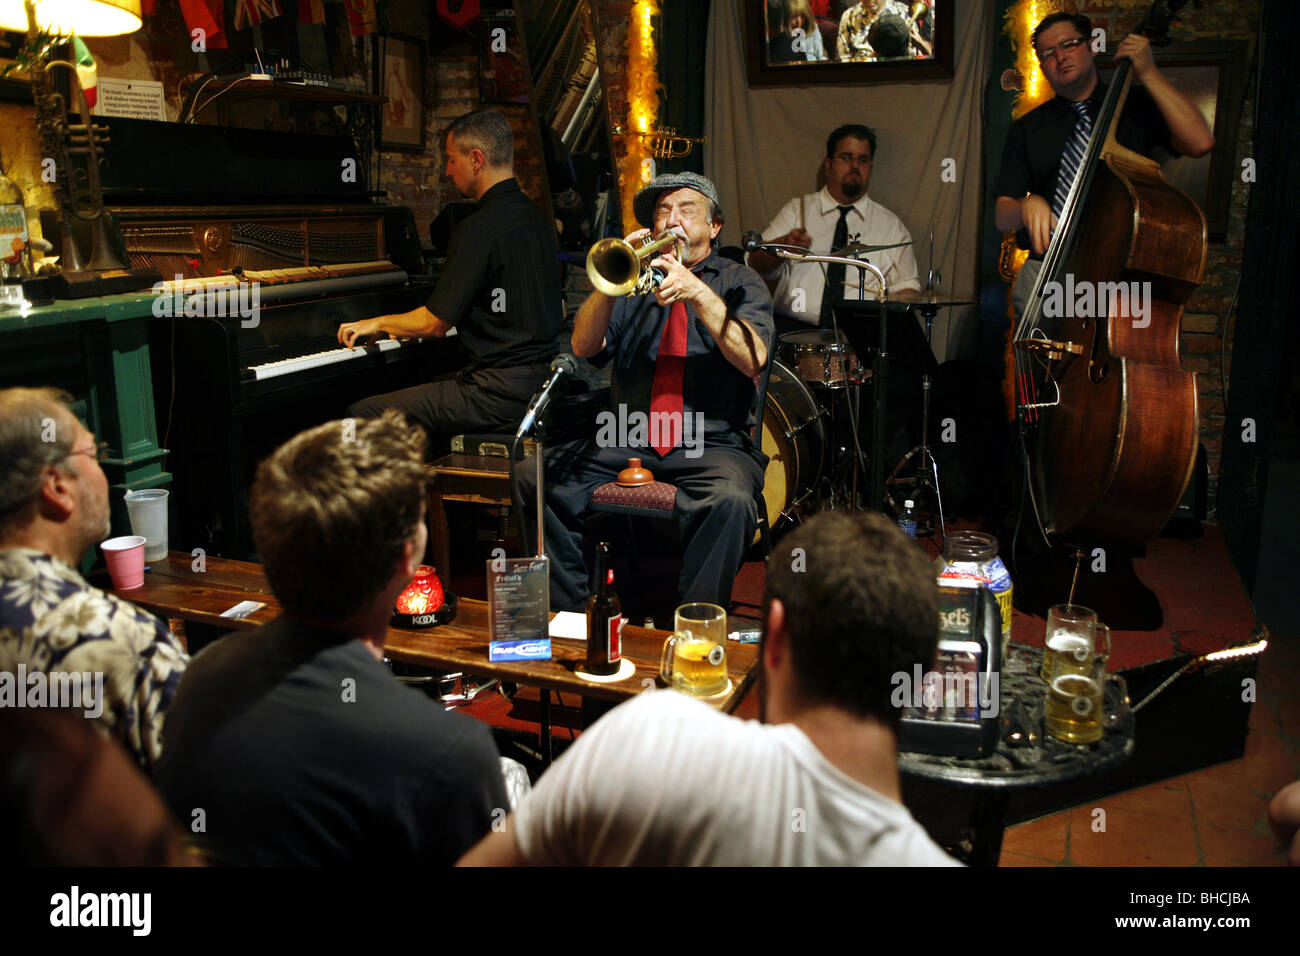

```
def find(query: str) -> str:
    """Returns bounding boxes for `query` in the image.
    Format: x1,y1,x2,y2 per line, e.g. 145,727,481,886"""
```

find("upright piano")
97,118,460,559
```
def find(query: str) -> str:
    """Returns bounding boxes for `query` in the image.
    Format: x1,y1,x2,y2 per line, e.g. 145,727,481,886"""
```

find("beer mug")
1045,657,1127,745
1040,604,1111,682
659,603,728,696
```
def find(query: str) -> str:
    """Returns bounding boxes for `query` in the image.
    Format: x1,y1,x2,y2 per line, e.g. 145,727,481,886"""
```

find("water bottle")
897,499,918,539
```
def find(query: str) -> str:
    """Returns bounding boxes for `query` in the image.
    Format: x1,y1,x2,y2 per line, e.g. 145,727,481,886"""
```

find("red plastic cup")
101,535,147,591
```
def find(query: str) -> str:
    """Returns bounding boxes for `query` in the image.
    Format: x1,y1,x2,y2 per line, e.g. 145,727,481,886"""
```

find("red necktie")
649,301,687,457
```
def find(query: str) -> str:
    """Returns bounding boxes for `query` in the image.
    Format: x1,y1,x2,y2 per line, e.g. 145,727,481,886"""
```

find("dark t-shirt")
426,178,562,370
602,251,774,454
994,83,1175,254
156,617,508,866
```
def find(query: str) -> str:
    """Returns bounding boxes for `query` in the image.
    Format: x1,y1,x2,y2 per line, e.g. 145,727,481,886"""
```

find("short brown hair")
0,387,79,536
764,511,938,725
248,410,429,620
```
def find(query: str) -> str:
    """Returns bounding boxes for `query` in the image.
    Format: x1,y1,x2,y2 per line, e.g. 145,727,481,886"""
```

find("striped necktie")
1052,100,1094,220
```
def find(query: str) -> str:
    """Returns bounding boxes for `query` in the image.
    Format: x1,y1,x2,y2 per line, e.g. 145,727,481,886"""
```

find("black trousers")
347,364,550,457
515,439,765,612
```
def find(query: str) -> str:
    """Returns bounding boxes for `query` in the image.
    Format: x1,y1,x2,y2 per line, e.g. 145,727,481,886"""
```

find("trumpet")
613,126,706,161
586,231,685,297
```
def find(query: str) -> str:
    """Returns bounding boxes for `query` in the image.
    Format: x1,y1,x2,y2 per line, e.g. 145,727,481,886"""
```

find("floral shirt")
0,548,188,772
836,1,915,61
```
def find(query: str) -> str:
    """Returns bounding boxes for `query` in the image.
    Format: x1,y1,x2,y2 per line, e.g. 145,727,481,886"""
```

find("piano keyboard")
248,328,456,381
251,339,403,381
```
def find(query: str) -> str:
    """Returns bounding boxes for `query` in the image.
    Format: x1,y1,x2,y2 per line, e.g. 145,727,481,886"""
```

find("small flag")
179,0,228,50
72,35,97,110
299,0,325,24
345,0,378,36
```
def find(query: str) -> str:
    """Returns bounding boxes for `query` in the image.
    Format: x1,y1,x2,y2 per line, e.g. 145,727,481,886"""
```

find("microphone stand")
771,247,889,512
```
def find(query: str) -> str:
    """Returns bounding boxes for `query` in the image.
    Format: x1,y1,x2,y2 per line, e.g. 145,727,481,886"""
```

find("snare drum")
760,362,824,530
778,329,865,389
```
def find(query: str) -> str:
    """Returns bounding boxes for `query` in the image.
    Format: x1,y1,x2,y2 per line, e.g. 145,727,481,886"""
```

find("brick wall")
378,1,547,245
1078,1,1262,513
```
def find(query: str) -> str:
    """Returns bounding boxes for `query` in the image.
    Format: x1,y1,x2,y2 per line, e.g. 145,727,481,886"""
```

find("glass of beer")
659,603,729,696
1041,604,1111,682
1045,657,1108,744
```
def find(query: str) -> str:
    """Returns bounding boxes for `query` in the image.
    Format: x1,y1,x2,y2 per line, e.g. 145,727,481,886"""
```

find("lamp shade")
0,0,142,36
392,565,457,628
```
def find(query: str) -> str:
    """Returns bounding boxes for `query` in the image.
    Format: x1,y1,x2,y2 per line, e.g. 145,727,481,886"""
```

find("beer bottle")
586,542,622,676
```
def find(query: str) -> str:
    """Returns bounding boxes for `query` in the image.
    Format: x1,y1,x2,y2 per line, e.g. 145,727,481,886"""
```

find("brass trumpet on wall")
586,230,684,297
612,125,706,161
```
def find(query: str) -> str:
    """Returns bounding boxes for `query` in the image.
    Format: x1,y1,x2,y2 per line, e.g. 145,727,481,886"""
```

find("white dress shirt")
754,187,921,326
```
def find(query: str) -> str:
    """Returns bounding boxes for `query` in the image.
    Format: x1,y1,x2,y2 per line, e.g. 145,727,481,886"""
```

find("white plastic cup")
101,535,147,590
124,489,169,562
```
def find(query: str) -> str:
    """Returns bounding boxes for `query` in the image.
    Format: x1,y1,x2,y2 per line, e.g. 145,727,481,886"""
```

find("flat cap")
632,171,722,229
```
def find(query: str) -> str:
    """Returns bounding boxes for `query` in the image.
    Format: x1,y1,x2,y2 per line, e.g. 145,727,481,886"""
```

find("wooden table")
115,552,759,759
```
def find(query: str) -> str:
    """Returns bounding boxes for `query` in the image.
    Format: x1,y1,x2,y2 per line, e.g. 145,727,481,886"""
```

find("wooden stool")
427,452,525,578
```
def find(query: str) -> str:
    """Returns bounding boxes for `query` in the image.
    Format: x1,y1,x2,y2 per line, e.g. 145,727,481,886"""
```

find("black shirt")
603,251,774,453
994,84,1174,254
156,617,508,866
426,178,562,370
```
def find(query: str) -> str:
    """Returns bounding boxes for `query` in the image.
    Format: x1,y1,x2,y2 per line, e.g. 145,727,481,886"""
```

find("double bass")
1014,0,1205,545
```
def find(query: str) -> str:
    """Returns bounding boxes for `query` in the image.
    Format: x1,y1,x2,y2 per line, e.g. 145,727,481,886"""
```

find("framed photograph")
0,30,33,102
380,35,426,153
1099,40,1248,243
478,8,530,104
745,0,954,87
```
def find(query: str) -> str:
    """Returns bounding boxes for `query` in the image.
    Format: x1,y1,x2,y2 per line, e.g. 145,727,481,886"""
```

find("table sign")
487,555,551,661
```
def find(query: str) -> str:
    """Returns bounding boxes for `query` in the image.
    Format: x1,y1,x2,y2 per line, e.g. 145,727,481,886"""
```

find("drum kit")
758,236,972,539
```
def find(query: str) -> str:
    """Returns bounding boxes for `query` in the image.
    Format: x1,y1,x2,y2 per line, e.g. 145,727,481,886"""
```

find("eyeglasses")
67,441,110,463
832,153,872,168
1036,35,1086,63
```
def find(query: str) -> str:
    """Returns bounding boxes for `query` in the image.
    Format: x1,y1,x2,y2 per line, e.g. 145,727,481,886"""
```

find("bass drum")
760,361,825,533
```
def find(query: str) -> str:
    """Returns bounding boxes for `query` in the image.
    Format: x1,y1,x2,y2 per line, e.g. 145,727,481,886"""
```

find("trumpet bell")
585,232,684,298
586,237,642,297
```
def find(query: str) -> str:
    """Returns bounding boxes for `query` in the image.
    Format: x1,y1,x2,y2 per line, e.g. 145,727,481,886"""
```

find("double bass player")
995,11,1214,322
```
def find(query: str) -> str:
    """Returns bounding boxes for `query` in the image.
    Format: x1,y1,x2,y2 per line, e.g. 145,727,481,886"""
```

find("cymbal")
831,240,913,257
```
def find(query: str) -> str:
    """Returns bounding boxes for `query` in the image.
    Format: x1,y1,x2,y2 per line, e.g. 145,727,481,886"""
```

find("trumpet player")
517,172,774,613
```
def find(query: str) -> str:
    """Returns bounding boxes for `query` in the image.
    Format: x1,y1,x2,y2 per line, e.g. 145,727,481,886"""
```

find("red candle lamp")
392,565,457,628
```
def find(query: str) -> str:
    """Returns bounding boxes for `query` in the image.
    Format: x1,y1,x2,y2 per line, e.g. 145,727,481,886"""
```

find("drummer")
747,123,921,338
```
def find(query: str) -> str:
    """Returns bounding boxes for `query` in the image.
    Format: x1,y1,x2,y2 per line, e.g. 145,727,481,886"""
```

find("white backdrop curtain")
704,0,995,360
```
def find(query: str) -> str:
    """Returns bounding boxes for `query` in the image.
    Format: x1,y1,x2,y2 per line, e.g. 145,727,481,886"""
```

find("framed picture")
1100,40,1248,243
0,30,33,102
478,8,530,104
380,35,426,152
745,0,954,87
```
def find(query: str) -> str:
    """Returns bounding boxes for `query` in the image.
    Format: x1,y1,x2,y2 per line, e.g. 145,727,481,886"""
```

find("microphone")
742,230,764,252
516,353,578,440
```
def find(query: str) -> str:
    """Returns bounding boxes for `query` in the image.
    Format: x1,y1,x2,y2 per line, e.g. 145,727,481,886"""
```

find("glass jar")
938,531,1014,659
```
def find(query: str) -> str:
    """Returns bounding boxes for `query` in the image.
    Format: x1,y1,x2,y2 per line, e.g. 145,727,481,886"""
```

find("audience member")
156,411,509,865
458,511,959,866
0,707,194,866
0,386,188,772
1270,779,1300,866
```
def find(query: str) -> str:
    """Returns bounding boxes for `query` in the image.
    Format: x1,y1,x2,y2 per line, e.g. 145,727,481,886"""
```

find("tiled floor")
999,630,1300,866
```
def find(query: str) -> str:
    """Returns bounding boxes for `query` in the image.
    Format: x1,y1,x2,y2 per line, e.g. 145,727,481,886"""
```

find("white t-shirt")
754,187,922,325
512,689,960,866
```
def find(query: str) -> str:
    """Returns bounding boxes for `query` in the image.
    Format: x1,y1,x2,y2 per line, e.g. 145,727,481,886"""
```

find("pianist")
339,110,562,454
